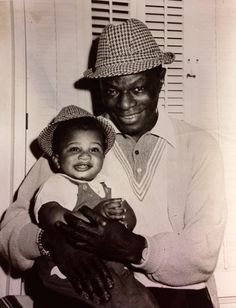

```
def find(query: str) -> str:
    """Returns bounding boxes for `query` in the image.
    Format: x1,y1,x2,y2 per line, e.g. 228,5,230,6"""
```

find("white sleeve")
34,175,77,222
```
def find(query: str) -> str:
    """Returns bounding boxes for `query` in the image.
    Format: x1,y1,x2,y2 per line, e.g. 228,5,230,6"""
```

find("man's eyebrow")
103,76,145,88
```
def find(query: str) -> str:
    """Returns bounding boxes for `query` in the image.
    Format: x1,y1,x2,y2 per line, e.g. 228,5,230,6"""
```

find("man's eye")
106,89,118,96
133,87,145,94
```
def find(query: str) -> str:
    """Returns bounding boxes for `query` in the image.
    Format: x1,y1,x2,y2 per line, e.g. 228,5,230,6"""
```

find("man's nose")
118,92,136,110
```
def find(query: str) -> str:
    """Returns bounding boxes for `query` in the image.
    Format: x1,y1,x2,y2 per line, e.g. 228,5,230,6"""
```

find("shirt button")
135,150,139,155
137,168,142,174
82,184,87,191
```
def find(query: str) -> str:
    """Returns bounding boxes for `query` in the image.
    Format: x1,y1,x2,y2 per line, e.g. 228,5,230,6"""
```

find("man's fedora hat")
38,105,116,157
84,18,175,78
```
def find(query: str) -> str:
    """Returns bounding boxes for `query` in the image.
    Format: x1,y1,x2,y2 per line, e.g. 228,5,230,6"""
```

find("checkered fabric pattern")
84,18,175,78
38,105,116,157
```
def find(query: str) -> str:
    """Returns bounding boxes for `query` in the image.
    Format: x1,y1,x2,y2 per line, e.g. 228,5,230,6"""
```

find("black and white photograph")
0,1,235,307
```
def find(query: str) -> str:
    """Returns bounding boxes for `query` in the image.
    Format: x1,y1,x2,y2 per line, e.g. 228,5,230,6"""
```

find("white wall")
0,0,13,297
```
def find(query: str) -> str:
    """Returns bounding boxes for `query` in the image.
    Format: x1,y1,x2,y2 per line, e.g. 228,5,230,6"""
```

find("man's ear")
51,154,60,170
99,79,105,103
156,67,166,92
159,67,166,84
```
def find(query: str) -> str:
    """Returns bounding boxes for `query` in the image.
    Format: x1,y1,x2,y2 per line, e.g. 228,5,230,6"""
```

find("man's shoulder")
171,118,217,140
42,172,71,187
170,117,204,135
170,117,220,152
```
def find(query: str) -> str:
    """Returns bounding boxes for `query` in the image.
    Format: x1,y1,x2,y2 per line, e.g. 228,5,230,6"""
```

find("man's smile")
118,110,144,124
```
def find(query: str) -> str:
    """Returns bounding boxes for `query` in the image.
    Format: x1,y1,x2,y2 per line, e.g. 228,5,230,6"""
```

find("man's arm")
134,131,227,286
0,157,53,270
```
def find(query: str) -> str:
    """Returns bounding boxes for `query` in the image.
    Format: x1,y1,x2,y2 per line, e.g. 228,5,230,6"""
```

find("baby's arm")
94,198,137,231
34,175,78,229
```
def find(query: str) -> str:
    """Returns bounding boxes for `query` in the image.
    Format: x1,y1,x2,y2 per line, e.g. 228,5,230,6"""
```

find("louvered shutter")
91,0,130,39
145,0,184,119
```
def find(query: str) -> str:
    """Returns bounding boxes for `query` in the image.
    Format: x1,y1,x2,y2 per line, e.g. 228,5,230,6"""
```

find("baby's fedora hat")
84,18,175,78
38,105,116,157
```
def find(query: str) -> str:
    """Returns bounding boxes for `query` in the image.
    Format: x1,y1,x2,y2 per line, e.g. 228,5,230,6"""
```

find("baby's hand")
94,198,137,231
95,198,125,220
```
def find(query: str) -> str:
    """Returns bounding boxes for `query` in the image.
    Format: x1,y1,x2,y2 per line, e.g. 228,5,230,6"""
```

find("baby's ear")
52,154,60,169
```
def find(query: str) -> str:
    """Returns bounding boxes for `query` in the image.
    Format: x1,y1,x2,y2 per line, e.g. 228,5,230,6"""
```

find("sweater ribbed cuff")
19,223,41,259
132,235,165,274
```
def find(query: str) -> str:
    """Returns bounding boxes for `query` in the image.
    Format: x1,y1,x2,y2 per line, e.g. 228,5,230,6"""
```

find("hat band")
96,51,164,67
85,57,166,78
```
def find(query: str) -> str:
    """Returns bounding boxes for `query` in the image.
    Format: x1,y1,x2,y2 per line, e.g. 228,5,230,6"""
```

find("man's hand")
42,226,113,303
58,206,146,264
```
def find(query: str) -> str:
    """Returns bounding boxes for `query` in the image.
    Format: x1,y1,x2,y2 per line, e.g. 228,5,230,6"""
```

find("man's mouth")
119,111,143,124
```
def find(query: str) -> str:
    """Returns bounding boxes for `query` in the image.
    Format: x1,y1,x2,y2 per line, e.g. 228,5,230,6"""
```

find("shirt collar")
102,107,176,148
60,173,106,184
58,173,107,197
151,107,176,148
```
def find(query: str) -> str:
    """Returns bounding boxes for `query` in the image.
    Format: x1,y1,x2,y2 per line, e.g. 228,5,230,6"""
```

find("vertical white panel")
7,0,28,295
130,0,145,21
214,0,236,300
76,0,93,111
24,0,57,171
184,0,218,134
12,0,27,194
0,0,13,297
24,0,93,171
54,0,92,111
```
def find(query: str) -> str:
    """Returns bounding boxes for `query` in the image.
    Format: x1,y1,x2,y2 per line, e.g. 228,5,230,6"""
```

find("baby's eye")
132,86,145,94
90,147,102,153
68,147,80,153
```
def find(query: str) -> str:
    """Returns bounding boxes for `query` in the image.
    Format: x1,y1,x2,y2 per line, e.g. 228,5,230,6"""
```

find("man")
0,19,226,308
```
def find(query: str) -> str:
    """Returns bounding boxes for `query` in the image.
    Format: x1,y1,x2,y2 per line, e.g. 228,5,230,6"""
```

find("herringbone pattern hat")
84,18,175,78
38,105,116,157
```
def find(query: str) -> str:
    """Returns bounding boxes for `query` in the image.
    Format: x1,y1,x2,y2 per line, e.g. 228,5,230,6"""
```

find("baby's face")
54,128,105,181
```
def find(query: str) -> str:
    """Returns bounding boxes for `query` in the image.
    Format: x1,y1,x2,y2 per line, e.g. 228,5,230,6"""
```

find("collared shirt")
114,107,176,184
103,107,176,202
34,173,110,222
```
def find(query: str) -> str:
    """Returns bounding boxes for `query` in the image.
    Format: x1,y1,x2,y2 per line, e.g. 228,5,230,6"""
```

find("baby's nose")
78,151,91,160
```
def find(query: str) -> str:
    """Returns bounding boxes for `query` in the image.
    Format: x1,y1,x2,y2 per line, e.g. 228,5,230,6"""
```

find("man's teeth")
123,114,137,119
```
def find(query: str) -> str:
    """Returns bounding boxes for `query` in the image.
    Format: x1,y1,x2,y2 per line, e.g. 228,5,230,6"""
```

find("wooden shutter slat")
145,6,165,15
147,22,165,30
146,14,165,22
146,0,164,5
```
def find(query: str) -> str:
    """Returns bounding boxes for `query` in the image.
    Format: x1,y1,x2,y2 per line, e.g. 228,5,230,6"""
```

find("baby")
34,105,158,308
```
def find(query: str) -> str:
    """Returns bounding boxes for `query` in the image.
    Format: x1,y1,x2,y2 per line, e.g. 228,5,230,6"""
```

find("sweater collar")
103,107,176,148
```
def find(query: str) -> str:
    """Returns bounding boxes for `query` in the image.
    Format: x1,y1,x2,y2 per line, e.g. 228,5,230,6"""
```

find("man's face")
100,69,164,141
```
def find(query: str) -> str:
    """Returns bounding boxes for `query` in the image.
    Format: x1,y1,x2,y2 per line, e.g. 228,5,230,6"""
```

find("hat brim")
38,115,116,157
84,52,175,79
